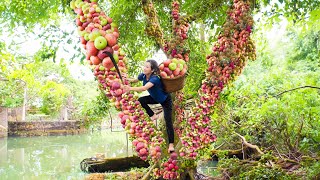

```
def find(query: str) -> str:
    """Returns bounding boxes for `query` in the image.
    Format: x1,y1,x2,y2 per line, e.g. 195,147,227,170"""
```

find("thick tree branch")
0,78,9,81
274,86,320,97
235,133,264,155
141,163,157,180
178,14,199,24
187,168,196,180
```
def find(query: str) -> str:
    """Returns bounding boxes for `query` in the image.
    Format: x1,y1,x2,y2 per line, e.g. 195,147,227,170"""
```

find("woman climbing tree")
124,59,175,153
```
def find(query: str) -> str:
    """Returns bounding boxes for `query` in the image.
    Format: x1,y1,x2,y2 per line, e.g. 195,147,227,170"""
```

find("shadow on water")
0,130,132,180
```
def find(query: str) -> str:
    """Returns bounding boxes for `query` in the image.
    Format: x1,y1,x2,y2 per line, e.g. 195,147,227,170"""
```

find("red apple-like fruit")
103,46,114,54
86,41,98,56
163,59,171,67
102,57,114,69
102,24,111,31
112,44,119,51
76,18,82,26
164,67,172,76
106,16,113,24
97,50,107,60
80,36,87,45
159,64,164,71
90,56,101,65
173,67,180,76
105,34,117,47
160,71,167,78
112,31,119,38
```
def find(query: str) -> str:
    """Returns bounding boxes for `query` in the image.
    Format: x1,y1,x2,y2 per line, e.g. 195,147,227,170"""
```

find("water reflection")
0,137,7,165
0,130,133,180
197,160,220,177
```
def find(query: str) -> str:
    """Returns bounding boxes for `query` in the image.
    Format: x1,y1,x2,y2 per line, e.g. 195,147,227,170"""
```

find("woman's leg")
138,96,158,117
161,95,174,145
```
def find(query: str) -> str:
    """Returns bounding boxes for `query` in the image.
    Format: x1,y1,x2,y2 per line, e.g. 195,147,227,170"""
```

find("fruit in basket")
168,62,177,71
160,58,187,78
159,64,164,71
160,71,167,78
173,67,180,76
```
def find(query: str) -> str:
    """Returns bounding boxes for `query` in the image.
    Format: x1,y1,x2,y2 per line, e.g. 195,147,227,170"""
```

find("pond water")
0,130,133,180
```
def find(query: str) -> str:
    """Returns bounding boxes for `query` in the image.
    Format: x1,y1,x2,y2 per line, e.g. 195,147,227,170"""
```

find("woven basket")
161,75,186,93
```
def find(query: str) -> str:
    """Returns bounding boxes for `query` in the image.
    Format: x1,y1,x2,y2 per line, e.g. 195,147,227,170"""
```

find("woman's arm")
127,78,139,83
124,82,154,92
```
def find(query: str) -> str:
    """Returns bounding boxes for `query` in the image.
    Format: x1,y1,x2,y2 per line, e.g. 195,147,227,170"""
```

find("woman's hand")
123,82,153,92
123,85,131,93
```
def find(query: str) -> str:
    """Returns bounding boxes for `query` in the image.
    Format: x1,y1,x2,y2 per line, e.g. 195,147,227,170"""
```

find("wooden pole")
22,86,27,121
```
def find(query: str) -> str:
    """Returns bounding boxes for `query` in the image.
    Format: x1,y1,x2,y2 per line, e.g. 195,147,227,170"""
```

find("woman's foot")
151,114,159,125
168,143,175,153
151,114,158,121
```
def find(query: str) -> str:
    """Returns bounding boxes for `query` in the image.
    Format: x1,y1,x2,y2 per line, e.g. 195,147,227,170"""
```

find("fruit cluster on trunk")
71,0,167,170
71,0,256,179
178,0,256,159
163,1,191,61
142,0,165,47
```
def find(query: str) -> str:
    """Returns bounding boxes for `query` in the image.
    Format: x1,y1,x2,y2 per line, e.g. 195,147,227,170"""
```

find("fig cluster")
171,1,180,20
161,152,180,179
142,1,165,46
179,0,256,159
163,1,190,62
71,0,166,163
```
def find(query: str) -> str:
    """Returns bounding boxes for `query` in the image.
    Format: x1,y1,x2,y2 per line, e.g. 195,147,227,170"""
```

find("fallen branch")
215,142,226,150
235,133,264,155
80,156,149,173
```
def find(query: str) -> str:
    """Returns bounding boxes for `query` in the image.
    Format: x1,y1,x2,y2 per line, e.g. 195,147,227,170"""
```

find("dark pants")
138,95,174,144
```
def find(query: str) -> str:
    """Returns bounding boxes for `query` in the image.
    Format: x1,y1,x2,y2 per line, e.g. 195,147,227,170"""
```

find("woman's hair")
146,59,160,75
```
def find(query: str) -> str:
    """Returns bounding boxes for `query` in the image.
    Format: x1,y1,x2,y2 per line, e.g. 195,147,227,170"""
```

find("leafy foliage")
257,0,320,24
0,42,24,107
218,157,294,179
79,90,111,127
210,20,320,178
287,28,320,67
182,25,210,97
39,81,70,115
0,0,70,29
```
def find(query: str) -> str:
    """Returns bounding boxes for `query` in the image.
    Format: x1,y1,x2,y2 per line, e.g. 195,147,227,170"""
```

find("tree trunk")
200,23,205,41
